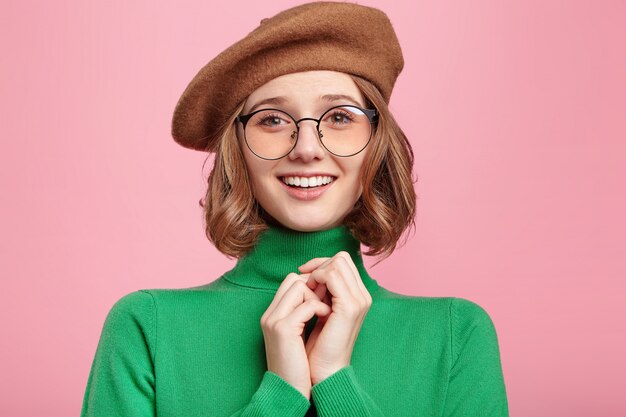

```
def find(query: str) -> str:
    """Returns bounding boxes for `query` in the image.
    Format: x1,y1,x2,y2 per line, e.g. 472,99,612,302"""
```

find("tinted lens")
319,106,372,156
244,109,296,159
243,106,373,159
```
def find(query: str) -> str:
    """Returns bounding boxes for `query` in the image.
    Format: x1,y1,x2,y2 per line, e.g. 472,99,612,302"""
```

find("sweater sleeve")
80,290,156,417
310,365,386,416
80,290,311,417
442,297,509,417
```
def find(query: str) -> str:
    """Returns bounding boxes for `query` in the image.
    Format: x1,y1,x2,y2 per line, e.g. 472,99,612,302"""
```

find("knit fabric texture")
171,1,404,153
81,224,509,416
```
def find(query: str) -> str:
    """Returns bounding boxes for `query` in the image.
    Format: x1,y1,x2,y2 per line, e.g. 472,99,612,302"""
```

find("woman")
81,2,509,416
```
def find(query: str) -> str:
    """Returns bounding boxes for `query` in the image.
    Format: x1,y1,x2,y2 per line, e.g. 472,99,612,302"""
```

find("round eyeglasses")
236,105,378,160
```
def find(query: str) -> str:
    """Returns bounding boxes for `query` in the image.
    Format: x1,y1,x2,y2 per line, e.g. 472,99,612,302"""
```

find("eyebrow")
247,94,363,114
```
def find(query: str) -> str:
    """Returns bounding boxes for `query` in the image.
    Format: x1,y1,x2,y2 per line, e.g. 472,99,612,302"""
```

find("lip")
277,176,336,201
277,172,337,178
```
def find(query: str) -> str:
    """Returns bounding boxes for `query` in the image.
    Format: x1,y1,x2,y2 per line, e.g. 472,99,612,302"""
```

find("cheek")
240,153,275,196
239,138,260,180
334,170,363,204
344,159,366,189
352,161,368,199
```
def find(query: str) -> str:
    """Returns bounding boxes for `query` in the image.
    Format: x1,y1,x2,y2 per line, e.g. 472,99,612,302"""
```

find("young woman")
81,3,509,416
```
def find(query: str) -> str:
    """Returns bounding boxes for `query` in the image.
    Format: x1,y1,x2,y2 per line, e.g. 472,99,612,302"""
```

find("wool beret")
171,1,404,152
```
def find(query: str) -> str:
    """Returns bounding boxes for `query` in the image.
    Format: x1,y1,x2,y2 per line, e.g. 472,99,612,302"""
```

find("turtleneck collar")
221,223,379,294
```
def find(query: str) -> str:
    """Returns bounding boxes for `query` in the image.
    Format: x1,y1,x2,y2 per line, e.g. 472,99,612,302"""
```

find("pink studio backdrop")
1,1,625,416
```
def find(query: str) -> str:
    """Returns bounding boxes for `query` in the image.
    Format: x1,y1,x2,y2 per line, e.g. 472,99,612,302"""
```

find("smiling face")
237,70,371,232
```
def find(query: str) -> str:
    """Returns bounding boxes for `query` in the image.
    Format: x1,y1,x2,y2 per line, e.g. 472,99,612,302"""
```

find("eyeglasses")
236,104,378,160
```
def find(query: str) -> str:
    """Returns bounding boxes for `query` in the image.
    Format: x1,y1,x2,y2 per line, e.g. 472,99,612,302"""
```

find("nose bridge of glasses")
294,117,320,130
293,117,322,139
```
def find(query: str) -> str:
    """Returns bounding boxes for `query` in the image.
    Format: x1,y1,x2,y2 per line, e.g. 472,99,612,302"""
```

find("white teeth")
282,175,335,188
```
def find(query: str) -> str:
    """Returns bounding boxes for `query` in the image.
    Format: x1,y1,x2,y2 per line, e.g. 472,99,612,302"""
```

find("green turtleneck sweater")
81,224,509,416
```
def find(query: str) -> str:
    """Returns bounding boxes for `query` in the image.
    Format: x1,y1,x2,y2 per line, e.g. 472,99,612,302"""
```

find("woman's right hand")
260,272,332,400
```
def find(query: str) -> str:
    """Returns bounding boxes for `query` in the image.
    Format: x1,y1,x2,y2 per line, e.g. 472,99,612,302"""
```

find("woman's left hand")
297,251,373,385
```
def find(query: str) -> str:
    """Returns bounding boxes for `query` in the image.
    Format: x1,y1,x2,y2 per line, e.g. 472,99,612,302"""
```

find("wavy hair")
199,74,417,265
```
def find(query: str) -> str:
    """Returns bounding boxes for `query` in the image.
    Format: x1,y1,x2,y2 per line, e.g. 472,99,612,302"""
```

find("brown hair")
199,75,417,265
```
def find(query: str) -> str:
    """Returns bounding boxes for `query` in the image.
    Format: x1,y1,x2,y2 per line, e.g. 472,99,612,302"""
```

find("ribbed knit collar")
221,223,379,294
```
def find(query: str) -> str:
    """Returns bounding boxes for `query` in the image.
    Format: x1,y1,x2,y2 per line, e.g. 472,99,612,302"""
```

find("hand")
260,272,331,399
297,251,373,385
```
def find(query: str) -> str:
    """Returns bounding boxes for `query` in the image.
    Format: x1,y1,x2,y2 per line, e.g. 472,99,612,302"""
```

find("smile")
281,175,335,188
277,175,337,201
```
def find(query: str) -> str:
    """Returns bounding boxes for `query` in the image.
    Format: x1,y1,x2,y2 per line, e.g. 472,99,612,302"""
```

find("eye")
326,110,354,124
256,113,289,127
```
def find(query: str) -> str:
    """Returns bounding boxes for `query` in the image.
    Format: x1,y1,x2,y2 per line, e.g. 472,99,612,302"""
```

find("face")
237,70,371,232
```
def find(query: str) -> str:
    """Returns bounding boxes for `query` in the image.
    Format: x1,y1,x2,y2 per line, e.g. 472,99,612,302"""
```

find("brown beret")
171,1,404,152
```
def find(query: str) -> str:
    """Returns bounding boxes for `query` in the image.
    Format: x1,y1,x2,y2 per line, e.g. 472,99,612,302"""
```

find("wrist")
311,365,346,385
297,387,311,400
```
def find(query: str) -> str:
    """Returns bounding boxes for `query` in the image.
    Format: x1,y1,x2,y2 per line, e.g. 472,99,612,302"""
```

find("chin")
279,214,342,232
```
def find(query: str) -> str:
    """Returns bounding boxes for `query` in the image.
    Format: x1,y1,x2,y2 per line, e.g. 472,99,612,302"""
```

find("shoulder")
107,281,232,320
103,287,204,335
373,287,496,320
372,288,500,337
105,290,155,323
448,297,498,332
373,286,453,312
101,286,214,351
447,297,503,366
95,290,159,362
371,286,454,329
102,290,158,340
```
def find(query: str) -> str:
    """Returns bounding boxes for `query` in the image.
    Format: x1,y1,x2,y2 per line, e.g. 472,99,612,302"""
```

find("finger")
328,256,364,302
271,279,322,321
305,254,360,302
335,252,371,303
287,300,331,330
263,273,304,319
307,262,359,314
313,282,327,303
322,289,332,305
298,272,324,296
304,252,369,303
298,257,332,273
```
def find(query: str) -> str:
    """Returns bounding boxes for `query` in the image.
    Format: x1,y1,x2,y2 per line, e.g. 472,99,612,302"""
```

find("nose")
288,120,326,162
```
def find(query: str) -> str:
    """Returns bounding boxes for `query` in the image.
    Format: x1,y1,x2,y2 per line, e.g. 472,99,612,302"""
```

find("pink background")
2,1,625,415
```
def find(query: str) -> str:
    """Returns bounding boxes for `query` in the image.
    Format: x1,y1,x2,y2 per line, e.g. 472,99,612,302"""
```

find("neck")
221,223,379,293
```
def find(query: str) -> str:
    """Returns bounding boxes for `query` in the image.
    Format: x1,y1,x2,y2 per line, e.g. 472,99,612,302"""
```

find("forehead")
245,70,364,104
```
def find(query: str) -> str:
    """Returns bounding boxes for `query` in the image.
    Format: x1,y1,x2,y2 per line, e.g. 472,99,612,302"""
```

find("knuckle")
293,279,307,289
327,269,340,280
285,272,300,281
337,251,351,260
283,276,304,291
264,317,278,331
